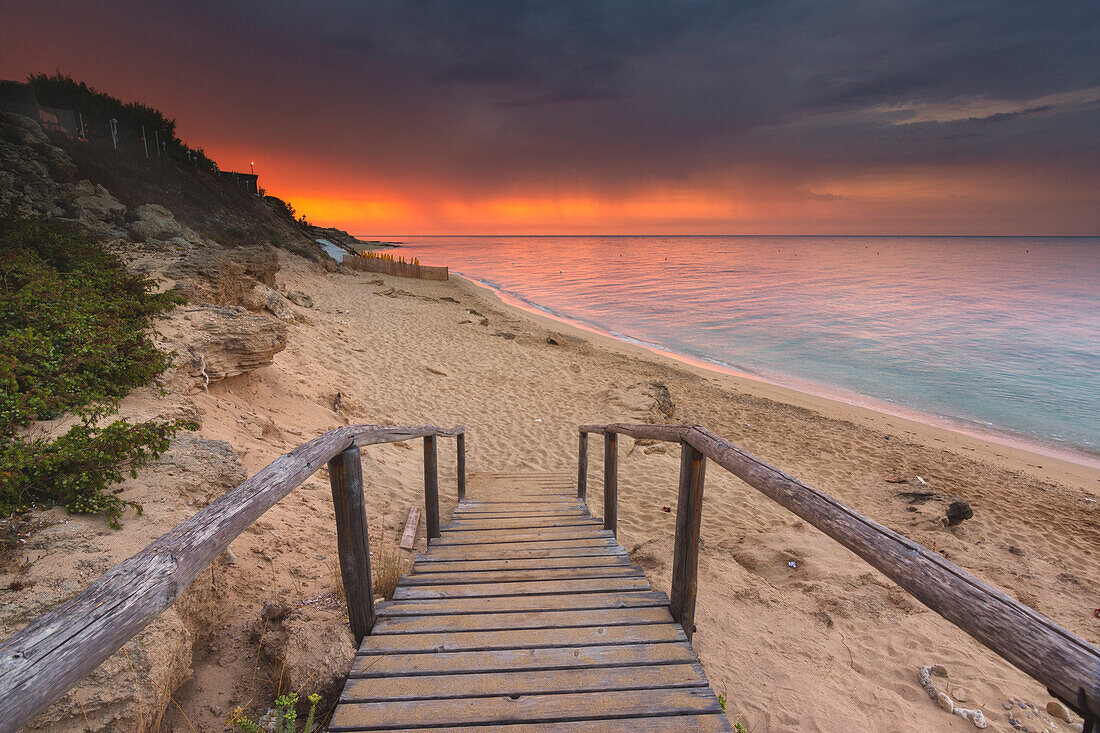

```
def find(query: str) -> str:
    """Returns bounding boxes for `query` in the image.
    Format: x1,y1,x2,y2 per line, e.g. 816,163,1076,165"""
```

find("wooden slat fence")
342,255,449,281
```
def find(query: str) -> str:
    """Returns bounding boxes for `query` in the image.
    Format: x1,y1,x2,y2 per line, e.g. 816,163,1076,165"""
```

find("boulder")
127,203,187,241
156,435,247,503
286,290,314,308
260,606,356,701
254,282,298,322
166,246,279,288
24,607,193,732
182,305,288,383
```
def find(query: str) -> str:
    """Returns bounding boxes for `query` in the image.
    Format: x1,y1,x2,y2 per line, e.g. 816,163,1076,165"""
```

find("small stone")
1045,701,1073,723
261,599,292,622
546,337,559,345
946,499,974,525
936,691,954,713
953,687,969,702
427,366,448,376
1005,702,1014,710
931,664,949,677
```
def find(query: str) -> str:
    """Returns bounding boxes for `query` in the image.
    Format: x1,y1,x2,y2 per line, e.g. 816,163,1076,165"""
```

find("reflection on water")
381,235,1100,455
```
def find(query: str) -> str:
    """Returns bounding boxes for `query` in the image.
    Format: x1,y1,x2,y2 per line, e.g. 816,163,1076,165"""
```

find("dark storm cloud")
2,0,1097,201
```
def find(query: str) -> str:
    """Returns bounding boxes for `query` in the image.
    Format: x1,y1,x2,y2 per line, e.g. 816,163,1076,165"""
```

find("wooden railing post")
328,445,375,643
577,431,588,500
456,432,466,503
670,440,706,641
424,434,440,541
603,431,618,535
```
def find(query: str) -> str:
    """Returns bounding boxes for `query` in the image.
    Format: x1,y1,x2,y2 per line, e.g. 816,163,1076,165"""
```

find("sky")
2,1,1098,235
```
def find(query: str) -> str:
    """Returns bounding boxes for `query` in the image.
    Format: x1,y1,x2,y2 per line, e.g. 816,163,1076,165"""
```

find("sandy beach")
138,252,1095,731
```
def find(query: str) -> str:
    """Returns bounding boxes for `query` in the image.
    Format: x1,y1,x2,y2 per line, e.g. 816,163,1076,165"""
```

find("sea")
366,235,1100,463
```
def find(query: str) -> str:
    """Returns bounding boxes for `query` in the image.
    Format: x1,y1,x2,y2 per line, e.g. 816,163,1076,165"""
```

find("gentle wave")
375,235,1100,460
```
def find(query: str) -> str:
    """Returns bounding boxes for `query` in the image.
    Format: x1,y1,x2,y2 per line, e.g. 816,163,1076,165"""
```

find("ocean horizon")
371,235,1100,462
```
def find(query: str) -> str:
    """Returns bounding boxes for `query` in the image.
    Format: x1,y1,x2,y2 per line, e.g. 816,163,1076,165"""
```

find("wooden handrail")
0,423,465,733
579,423,1100,722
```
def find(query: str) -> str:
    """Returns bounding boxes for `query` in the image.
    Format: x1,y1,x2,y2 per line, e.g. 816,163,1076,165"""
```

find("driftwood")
580,423,1100,721
400,506,422,550
0,423,464,733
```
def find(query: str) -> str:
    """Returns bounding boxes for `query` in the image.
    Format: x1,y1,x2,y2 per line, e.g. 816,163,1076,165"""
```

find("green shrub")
30,71,217,170
231,693,321,733
0,217,195,525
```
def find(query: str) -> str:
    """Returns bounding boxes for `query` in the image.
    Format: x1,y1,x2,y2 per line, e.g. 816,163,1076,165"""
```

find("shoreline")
452,273,1100,490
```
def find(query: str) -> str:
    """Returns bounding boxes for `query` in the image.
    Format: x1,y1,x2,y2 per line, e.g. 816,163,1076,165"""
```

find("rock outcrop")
0,112,124,234
259,606,356,702
179,305,288,384
125,203,203,248
254,281,299,322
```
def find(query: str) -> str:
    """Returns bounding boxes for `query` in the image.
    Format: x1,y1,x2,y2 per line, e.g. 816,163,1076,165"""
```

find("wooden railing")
0,423,465,733
578,423,1100,724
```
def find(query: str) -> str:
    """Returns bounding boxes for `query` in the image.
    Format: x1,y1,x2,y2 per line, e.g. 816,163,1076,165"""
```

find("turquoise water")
382,236,1100,457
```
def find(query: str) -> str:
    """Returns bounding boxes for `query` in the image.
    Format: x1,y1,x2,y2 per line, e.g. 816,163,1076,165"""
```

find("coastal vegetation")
0,216,195,526
30,72,218,171
359,250,420,266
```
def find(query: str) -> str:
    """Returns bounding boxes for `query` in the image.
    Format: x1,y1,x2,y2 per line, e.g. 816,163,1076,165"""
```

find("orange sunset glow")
2,2,1097,235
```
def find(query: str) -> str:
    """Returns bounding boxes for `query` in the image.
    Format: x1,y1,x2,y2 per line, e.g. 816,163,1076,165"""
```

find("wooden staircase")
328,471,732,731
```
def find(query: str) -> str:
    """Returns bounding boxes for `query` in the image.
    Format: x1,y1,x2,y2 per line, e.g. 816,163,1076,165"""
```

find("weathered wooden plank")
430,528,614,545
360,714,733,732
580,421,1100,720
670,440,706,641
375,591,668,616
419,540,620,559
451,510,592,520
393,576,652,600
340,662,707,702
603,431,617,536
372,607,673,634
457,500,584,509
398,506,420,551
329,445,375,643
445,517,600,530
328,686,722,730
349,640,697,678
409,555,631,573
399,566,643,586
423,435,439,540
681,424,1100,719
577,430,589,500
0,422,463,733
456,431,466,502
356,623,687,654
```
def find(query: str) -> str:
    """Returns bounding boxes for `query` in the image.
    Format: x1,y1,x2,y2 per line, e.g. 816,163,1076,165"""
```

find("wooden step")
328,687,724,731
330,473,728,731
349,639,697,677
357,623,688,654
375,591,668,617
